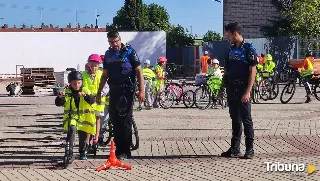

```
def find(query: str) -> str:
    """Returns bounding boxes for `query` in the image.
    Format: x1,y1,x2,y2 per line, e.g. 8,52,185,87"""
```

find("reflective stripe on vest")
64,109,94,114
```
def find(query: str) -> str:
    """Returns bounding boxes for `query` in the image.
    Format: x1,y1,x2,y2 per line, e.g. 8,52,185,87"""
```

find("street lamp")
95,15,100,28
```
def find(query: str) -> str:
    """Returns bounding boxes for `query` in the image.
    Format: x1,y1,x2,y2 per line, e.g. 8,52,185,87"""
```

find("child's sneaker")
79,153,87,160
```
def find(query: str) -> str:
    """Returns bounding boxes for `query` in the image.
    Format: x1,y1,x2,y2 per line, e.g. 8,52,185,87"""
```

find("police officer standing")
221,22,257,159
97,31,145,160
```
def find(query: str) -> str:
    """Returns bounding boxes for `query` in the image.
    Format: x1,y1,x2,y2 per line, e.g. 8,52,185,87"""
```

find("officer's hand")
241,92,250,103
96,94,101,104
78,92,86,97
137,90,145,102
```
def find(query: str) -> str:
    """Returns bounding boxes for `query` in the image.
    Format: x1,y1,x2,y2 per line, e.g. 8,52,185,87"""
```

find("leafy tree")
281,0,320,38
112,0,148,30
145,3,170,31
203,30,222,42
166,24,194,48
261,0,294,36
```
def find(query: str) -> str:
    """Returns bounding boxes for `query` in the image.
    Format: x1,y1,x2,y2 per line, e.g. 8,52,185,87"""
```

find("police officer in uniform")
221,22,257,159
97,31,145,160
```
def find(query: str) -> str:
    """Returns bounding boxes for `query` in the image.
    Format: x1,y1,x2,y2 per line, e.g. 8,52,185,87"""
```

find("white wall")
0,31,166,74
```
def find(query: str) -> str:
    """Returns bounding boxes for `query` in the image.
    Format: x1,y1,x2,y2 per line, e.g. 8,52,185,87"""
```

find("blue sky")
0,0,223,36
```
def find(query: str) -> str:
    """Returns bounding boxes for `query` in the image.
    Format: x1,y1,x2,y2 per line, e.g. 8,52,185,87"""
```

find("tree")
261,0,294,36
203,30,222,42
113,2,170,31
145,3,170,31
167,24,194,48
112,0,148,31
281,0,320,38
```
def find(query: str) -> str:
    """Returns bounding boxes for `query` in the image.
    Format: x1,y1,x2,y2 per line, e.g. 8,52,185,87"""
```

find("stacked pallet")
20,68,56,94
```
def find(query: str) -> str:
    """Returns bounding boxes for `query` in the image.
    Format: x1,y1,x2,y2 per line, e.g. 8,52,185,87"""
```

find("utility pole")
38,7,43,25
74,0,78,27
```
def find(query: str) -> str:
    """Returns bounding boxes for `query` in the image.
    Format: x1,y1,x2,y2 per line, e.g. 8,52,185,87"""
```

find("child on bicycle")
55,71,96,161
207,59,224,108
82,54,105,152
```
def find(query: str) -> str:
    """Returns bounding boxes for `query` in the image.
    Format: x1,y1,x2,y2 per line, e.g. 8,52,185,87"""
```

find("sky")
0,0,223,36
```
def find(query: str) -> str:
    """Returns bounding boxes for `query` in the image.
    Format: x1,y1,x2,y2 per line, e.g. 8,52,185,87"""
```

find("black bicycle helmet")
67,71,83,83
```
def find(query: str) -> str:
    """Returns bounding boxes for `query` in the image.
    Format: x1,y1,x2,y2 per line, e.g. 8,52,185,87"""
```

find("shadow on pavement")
22,113,63,117
131,155,219,159
0,105,18,107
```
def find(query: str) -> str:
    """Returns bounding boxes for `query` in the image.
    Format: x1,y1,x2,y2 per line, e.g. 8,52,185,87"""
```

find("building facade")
223,0,278,38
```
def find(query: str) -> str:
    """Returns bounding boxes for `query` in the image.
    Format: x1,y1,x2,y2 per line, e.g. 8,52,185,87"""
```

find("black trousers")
68,126,87,154
109,87,134,156
226,82,254,151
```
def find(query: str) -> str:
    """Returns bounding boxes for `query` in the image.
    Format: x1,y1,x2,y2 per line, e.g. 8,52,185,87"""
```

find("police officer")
221,22,257,159
96,31,145,160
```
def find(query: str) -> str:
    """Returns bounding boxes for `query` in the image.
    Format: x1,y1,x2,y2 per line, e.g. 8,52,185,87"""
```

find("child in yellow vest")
55,71,96,160
82,54,106,149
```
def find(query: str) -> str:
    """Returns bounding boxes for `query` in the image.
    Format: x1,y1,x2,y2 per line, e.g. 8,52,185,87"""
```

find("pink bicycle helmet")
88,54,102,63
157,56,167,63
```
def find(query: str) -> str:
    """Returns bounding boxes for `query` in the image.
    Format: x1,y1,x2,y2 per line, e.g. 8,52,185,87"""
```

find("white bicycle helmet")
144,59,151,65
212,59,219,64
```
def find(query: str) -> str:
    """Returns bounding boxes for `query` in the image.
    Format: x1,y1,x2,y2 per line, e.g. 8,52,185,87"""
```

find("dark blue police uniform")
103,43,140,157
224,41,257,154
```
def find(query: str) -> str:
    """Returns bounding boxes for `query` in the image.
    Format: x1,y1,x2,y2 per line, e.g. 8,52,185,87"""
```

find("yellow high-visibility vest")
63,88,96,135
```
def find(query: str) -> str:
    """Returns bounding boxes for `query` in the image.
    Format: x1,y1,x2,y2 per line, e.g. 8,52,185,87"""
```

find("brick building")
223,0,278,38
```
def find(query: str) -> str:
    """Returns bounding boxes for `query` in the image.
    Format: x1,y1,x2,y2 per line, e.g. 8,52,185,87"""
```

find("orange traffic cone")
96,139,132,171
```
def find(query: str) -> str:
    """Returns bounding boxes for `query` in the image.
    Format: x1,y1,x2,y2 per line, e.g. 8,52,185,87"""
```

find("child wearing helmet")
55,71,96,161
207,58,222,79
153,56,167,108
262,54,275,78
82,54,107,155
142,59,156,109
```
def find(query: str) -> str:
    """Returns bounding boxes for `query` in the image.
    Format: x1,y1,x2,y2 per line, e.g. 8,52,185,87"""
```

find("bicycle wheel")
251,83,260,103
158,90,175,109
101,118,113,145
313,83,320,101
269,80,279,100
131,118,139,151
182,90,195,108
259,79,271,101
280,81,296,104
194,85,211,110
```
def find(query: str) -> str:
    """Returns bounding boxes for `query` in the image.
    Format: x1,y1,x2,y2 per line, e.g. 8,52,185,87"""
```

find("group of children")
55,54,168,162
55,54,109,162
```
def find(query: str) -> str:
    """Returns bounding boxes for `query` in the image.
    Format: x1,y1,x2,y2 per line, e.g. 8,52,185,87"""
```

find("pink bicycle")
158,80,195,109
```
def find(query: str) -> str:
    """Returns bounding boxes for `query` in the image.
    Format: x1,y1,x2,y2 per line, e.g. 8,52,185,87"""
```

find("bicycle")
280,66,319,104
100,116,139,151
194,75,227,110
158,79,195,109
258,71,279,101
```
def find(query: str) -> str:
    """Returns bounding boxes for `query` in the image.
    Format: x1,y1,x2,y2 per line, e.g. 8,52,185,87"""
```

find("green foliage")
112,1,194,47
166,24,194,48
281,0,320,38
203,30,222,42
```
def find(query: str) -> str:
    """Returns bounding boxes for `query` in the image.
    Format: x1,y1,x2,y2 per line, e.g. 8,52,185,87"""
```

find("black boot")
221,148,242,158
305,95,311,103
243,140,254,159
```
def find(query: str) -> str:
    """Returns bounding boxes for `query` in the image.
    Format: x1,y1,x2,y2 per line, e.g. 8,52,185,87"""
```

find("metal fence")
165,36,320,79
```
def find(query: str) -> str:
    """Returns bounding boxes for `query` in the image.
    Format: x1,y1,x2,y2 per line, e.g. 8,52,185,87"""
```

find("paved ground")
0,81,320,180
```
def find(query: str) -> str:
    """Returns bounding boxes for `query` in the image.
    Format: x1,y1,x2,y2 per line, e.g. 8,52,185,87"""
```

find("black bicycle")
280,66,320,104
100,117,139,151
258,71,279,101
